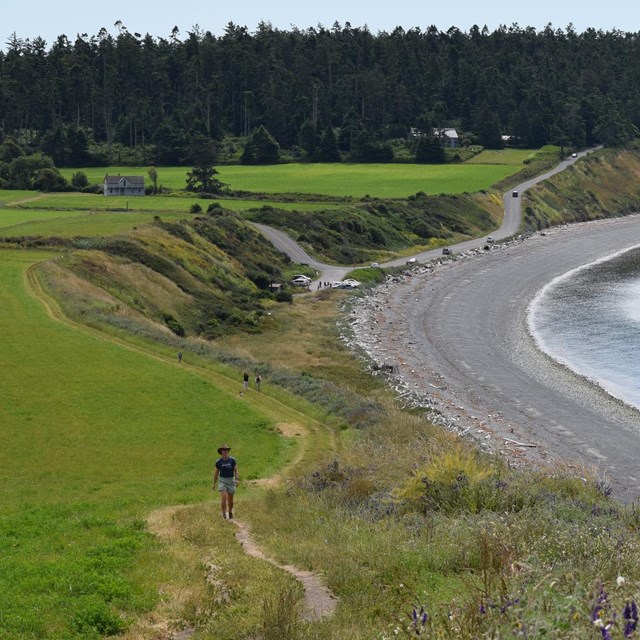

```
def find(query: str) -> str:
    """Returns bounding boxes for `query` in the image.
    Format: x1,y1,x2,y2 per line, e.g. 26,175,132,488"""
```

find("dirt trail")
233,519,338,620
25,263,339,637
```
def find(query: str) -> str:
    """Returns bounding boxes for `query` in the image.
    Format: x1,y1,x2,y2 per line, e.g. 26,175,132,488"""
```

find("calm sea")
529,245,640,410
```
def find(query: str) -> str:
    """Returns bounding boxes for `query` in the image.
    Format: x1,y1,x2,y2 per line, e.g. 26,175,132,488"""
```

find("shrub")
161,312,186,336
190,203,202,213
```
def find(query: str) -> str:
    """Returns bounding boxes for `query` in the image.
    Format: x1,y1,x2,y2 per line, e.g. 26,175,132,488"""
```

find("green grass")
466,148,539,164
0,207,190,237
14,192,337,212
62,162,526,198
0,249,292,637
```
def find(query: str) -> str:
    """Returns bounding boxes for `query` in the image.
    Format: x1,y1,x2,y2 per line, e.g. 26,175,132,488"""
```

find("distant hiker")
177,352,182,362
213,445,239,519
243,372,249,391
255,373,262,392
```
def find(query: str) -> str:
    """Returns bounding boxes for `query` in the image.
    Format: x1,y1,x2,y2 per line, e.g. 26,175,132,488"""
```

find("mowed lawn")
61,157,525,198
0,250,288,637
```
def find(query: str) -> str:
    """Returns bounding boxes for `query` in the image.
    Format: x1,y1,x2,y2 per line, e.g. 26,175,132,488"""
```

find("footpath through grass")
0,250,302,638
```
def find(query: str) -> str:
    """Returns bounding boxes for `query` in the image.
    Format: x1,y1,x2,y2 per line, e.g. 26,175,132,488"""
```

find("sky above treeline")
5,0,639,50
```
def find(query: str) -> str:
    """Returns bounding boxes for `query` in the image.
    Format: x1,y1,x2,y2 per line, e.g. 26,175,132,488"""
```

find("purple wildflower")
623,600,638,638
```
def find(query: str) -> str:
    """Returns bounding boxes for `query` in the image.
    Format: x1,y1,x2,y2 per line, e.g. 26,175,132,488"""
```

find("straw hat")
217,444,231,454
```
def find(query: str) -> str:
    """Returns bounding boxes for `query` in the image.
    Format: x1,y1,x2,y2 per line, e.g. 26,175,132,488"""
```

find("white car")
291,277,311,286
486,236,495,243
571,152,578,158
292,274,311,282
370,262,380,268
342,279,361,288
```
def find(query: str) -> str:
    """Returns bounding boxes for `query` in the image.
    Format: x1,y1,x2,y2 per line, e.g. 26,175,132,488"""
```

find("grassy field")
0,249,300,638
465,148,538,164
61,154,529,198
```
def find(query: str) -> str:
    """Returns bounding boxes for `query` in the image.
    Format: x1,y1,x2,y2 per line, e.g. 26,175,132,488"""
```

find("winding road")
256,147,640,502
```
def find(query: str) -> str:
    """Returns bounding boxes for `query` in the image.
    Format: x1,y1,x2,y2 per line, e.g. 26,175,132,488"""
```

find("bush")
161,312,186,336
189,203,203,213
71,171,89,188
275,290,293,303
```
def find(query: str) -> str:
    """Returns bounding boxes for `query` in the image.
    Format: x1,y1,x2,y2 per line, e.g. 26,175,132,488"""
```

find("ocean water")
528,245,640,410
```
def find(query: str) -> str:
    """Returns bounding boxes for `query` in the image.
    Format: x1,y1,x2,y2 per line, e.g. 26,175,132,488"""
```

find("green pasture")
63,159,526,198
0,189,48,204
0,250,290,637
0,207,191,237
466,148,538,164
12,191,335,213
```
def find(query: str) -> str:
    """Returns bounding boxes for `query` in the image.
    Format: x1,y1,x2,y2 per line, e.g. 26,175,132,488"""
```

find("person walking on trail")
243,372,249,391
177,352,182,363
213,445,239,519
255,373,262,392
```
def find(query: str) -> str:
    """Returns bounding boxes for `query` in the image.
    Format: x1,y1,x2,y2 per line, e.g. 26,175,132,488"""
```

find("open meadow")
60,150,532,198
0,249,303,638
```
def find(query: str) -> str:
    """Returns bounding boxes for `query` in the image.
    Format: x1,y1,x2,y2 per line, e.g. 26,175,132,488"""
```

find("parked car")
291,277,311,287
512,190,519,197
370,262,380,268
406,257,417,265
571,152,578,158
486,236,495,243
292,274,311,282
442,247,452,255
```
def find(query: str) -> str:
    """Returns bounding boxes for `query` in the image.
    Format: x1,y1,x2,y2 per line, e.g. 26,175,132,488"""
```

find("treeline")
2,22,640,165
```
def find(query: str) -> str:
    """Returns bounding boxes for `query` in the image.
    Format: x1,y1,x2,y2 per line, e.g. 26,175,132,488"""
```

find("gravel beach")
346,215,640,502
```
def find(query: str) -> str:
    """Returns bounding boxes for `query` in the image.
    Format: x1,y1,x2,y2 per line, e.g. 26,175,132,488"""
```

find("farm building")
409,127,460,148
103,175,145,196
433,128,459,148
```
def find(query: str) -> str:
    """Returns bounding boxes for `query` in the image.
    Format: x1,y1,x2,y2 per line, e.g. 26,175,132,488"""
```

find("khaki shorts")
218,477,236,494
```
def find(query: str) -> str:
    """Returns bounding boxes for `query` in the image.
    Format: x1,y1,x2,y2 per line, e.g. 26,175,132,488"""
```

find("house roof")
434,127,459,139
104,175,145,185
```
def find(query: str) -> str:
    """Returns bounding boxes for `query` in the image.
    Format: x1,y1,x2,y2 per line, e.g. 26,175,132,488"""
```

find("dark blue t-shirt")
216,456,236,478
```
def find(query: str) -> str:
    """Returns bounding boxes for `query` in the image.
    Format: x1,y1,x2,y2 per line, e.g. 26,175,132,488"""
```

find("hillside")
7,147,640,638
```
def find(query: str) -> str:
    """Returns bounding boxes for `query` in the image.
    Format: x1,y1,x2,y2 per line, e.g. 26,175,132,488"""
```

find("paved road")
256,149,640,500
256,147,600,278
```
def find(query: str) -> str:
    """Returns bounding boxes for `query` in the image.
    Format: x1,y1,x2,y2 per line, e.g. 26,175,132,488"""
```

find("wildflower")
623,600,638,638
618,576,626,587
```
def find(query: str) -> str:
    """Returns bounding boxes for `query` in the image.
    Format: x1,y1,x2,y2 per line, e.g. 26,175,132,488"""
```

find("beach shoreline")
345,216,640,500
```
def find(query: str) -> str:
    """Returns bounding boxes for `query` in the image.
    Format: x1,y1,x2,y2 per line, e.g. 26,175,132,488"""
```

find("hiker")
213,444,239,519
177,352,182,362
243,372,249,391
255,373,262,392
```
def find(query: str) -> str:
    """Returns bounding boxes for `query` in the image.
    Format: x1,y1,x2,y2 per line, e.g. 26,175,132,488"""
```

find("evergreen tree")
317,126,341,162
241,125,281,165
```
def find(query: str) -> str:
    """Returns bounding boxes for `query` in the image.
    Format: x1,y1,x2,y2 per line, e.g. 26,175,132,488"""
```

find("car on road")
292,274,312,283
291,276,311,287
370,262,380,268
406,257,417,265
442,247,452,255
512,190,519,197
571,152,578,158
486,236,495,243
332,279,361,289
